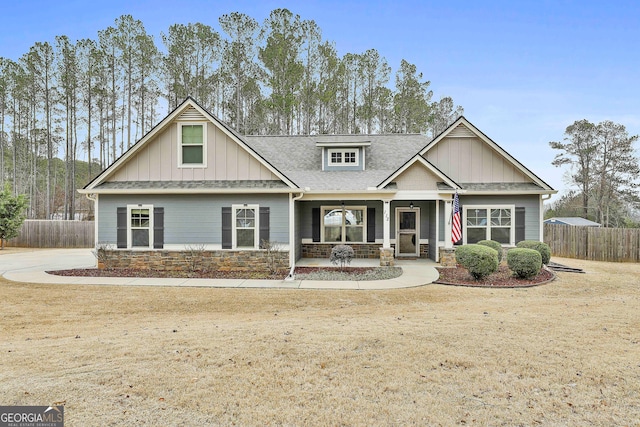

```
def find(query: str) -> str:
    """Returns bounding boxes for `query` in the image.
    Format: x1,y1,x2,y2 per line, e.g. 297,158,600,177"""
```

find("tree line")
0,9,463,220
548,119,640,227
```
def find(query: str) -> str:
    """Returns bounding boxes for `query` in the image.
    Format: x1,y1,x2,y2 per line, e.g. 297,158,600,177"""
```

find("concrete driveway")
0,248,96,283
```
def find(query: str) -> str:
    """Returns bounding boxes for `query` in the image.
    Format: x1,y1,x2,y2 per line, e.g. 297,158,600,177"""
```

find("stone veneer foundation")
439,247,457,267
301,243,429,261
98,249,289,273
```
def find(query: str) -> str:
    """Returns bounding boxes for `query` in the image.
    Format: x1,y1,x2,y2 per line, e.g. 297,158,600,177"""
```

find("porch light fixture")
409,202,414,210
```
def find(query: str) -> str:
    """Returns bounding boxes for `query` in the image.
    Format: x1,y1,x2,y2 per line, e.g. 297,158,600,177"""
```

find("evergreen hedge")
516,240,551,265
507,248,542,279
455,244,499,280
477,240,503,262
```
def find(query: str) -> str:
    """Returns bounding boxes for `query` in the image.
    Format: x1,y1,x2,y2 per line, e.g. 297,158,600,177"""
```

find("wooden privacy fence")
7,220,95,248
544,223,640,262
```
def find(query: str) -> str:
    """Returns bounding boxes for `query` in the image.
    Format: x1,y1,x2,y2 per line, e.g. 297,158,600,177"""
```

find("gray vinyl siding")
298,200,383,240
439,201,445,241
388,201,431,240
458,194,540,242
428,201,437,259
98,194,289,246
294,200,302,260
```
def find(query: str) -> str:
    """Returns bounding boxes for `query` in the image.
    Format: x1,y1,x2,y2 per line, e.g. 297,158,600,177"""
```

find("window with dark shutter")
259,207,270,248
515,207,526,243
367,208,375,242
312,207,320,242
153,207,164,249
222,207,232,249
117,207,127,248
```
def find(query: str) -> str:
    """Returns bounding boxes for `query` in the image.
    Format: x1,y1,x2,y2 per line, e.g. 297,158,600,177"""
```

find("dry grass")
1,256,639,426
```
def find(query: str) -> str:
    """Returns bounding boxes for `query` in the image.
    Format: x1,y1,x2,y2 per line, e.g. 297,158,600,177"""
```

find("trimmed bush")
330,244,354,269
516,240,551,265
507,248,542,279
477,240,503,262
455,244,499,280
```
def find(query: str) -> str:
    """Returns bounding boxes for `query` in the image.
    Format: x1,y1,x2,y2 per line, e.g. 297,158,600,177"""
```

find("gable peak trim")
177,106,206,121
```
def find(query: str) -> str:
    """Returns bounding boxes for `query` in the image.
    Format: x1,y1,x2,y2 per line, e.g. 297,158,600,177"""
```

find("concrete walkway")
0,248,439,290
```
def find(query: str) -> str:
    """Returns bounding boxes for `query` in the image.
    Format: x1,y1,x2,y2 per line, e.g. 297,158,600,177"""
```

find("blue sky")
2,0,639,199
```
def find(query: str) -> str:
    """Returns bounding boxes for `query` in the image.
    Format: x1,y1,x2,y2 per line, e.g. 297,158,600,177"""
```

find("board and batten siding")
393,163,441,191
97,194,289,247
424,135,530,183
109,122,279,182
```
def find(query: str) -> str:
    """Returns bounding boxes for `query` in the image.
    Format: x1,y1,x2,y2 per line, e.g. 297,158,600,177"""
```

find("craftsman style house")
80,97,556,271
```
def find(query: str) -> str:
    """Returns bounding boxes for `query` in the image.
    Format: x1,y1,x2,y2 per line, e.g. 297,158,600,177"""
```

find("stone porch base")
301,243,429,259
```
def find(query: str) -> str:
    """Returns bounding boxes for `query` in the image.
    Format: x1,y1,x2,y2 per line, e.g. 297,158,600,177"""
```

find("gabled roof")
377,154,460,191
80,98,556,196
422,116,555,192
245,134,429,191
80,97,297,193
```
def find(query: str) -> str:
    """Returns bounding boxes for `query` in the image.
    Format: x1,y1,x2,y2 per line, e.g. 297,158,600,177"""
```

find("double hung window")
322,206,365,242
464,205,514,245
233,205,259,248
179,123,206,167
128,205,153,248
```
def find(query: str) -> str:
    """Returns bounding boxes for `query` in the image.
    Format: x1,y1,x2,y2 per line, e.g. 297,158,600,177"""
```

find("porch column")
444,199,453,249
383,199,391,248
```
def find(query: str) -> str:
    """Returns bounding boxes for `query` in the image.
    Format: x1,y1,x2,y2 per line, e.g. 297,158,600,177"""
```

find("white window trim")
232,204,259,249
463,204,515,246
178,122,207,168
320,205,367,243
327,148,359,166
127,204,154,249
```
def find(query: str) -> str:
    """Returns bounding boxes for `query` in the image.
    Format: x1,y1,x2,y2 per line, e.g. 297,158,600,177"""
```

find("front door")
396,207,420,257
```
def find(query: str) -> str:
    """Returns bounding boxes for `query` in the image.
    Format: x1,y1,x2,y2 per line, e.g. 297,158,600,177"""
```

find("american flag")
452,191,461,244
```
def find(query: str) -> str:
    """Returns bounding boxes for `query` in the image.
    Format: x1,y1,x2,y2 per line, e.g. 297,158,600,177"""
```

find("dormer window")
317,140,370,171
178,123,207,167
328,148,359,166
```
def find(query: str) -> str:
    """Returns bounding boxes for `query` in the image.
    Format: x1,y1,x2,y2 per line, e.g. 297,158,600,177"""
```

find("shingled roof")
244,134,428,191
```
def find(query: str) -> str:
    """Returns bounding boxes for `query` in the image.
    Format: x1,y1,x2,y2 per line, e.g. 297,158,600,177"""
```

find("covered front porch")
293,192,458,266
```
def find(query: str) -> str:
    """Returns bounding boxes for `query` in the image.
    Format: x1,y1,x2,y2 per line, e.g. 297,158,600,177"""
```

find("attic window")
178,123,207,167
328,148,359,166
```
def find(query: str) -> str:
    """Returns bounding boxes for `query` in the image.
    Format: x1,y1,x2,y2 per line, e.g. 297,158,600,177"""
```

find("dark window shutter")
222,207,232,249
153,207,164,249
117,207,127,248
367,208,375,242
515,207,526,243
259,207,270,248
312,207,320,242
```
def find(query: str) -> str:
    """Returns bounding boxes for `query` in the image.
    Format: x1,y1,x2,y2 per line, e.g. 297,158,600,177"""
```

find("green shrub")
330,244,354,270
507,248,542,279
455,244,499,280
477,240,503,262
516,240,551,264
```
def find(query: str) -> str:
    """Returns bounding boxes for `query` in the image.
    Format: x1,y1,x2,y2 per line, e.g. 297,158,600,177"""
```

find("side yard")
0,256,638,425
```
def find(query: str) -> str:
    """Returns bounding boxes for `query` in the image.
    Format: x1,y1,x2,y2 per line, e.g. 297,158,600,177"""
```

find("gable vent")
178,107,206,121
449,124,475,138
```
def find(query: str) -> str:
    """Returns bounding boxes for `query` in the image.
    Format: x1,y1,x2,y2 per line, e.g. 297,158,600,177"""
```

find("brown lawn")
0,253,638,426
